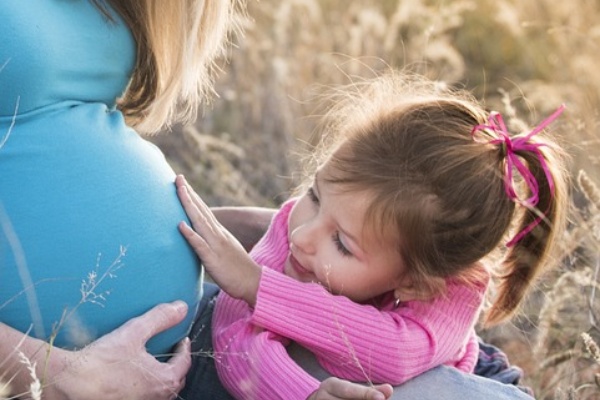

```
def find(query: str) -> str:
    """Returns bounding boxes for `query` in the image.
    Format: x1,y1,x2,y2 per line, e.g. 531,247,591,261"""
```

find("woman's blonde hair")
310,72,570,326
95,0,244,134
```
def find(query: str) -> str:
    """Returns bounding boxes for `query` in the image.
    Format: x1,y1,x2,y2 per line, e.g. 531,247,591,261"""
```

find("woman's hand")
308,377,393,400
43,301,191,400
176,175,262,306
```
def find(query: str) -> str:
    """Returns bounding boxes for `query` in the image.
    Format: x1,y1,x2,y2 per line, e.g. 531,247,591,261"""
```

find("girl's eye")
332,232,352,257
307,187,319,204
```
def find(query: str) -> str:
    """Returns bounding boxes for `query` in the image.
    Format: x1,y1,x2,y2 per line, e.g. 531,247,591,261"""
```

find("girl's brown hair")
92,0,244,133
311,72,569,326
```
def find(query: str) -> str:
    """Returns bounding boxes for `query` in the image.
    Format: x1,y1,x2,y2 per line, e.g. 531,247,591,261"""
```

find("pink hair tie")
471,104,566,247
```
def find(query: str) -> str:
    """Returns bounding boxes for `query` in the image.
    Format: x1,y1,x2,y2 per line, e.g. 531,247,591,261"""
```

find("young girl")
176,72,569,400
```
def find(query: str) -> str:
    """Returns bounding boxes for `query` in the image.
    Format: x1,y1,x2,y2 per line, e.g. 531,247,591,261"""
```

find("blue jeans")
386,366,534,399
180,284,534,400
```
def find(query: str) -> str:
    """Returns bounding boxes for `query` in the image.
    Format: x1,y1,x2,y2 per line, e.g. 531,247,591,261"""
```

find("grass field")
150,0,600,398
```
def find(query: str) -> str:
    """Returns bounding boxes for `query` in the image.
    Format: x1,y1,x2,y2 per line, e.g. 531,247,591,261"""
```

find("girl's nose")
290,223,317,255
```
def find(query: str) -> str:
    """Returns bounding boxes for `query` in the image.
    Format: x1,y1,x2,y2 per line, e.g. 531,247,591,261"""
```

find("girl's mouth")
288,253,311,276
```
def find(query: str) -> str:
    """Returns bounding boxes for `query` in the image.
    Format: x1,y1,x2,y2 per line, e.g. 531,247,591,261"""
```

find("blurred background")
150,0,600,398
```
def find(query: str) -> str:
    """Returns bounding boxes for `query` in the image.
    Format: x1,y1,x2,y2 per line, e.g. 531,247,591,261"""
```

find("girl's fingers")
177,184,209,233
181,177,221,227
178,175,206,211
177,175,219,228
176,180,199,217
177,175,231,259
178,221,209,254
372,384,393,399
318,378,388,400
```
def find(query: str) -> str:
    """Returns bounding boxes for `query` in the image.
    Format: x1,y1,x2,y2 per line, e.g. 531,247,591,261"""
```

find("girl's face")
285,167,408,303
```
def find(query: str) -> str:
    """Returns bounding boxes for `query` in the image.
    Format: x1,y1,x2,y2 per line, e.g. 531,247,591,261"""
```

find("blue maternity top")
0,0,200,355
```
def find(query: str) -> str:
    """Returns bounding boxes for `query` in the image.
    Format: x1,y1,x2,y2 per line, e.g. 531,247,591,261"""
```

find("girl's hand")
308,378,393,400
176,175,262,306
45,301,191,400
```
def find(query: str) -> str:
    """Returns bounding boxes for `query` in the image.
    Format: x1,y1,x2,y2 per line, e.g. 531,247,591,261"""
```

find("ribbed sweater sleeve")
253,268,485,384
212,200,319,400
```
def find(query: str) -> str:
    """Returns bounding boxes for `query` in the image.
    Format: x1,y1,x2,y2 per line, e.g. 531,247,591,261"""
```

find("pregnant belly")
0,104,201,355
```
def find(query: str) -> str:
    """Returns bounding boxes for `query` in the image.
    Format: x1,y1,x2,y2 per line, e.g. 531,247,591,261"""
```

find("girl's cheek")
318,262,335,285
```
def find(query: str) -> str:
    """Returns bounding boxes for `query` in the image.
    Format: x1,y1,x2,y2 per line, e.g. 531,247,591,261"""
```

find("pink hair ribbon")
471,104,566,247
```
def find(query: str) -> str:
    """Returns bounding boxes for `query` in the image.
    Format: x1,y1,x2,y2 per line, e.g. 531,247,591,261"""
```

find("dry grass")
150,0,600,398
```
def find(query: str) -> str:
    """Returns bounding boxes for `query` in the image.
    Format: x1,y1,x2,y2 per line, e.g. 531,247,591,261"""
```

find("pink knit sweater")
212,199,487,400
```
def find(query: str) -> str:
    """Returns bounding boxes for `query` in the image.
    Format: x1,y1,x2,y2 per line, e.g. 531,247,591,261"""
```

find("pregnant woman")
0,1,238,398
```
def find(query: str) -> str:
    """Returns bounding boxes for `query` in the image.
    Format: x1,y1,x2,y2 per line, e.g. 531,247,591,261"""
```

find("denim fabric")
180,283,234,400
475,340,534,396
386,365,535,400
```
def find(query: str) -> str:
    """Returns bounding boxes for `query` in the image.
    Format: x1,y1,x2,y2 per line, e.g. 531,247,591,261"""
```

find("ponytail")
480,108,570,325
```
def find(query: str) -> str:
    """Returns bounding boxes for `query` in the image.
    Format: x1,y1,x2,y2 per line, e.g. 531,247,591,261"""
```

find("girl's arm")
252,268,484,385
213,293,393,400
212,286,321,399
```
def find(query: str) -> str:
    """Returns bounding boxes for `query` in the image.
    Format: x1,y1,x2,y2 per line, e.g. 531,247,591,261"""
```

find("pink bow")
471,104,566,246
